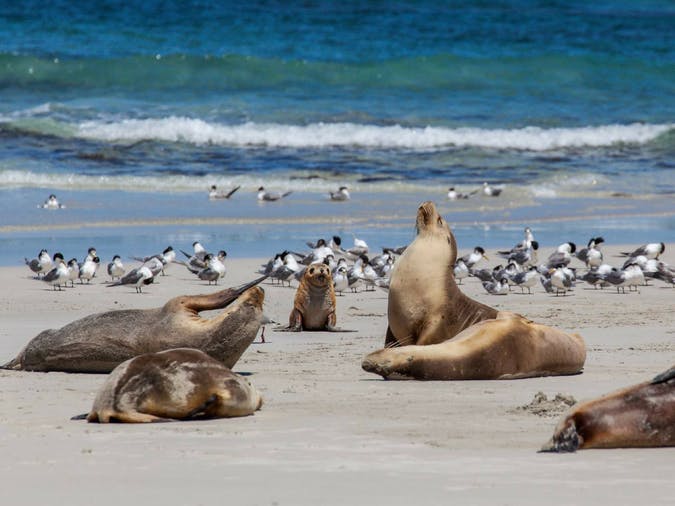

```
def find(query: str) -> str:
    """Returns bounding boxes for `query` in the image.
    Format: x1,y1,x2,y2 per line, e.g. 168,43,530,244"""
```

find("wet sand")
1,244,673,505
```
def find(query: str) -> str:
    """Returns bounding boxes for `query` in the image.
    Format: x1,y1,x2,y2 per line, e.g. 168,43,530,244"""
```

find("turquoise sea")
1,1,674,265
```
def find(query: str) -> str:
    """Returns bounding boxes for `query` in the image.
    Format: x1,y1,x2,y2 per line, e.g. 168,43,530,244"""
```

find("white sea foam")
0,169,376,193
76,118,673,151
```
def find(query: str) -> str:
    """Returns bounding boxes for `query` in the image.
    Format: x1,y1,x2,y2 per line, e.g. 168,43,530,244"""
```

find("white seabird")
42,253,68,290
108,265,154,293
209,184,241,199
107,255,125,281
25,249,52,278
39,194,65,209
329,186,350,201
447,187,476,200
257,186,292,202
619,242,665,260
482,182,502,197
462,246,488,269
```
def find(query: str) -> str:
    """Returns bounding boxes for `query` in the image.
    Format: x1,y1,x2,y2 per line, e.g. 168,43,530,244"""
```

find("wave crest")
76,118,673,151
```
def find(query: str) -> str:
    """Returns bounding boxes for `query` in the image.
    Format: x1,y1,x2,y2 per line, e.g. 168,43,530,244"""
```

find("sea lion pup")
77,348,262,423
540,365,675,452
282,261,338,331
361,201,586,380
3,277,267,373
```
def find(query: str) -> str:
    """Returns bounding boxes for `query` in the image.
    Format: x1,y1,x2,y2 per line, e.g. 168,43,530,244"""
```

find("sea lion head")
239,285,265,309
304,262,332,288
415,201,458,264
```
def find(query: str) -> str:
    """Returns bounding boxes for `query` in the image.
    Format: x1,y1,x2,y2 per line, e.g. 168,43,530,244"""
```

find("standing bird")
510,266,539,294
257,186,292,201
462,246,488,269
329,186,350,201
332,265,349,295
453,258,470,284
78,256,100,284
67,258,80,287
107,255,125,281
197,253,227,285
25,249,52,278
42,253,68,291
108,265,154,293
576,237,604,268
132,246,176,275
549,266,574,296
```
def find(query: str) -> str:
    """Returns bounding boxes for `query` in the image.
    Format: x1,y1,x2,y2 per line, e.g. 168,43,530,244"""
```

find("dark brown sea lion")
3,277,266,373
540,365,675,452
77,348,263,423
361,201,586,380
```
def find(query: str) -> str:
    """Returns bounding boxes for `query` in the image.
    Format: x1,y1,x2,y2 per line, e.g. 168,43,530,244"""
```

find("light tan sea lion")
3,277,266,373
284,262,338,331
361,201,586,380
76,348,263,423
540,365,675,452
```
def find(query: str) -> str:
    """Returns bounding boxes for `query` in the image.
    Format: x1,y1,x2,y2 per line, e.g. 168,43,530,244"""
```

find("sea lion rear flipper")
70,413,89,421
651,365,675,385
0,356,21,370
182,275,268,312
324,324,357,332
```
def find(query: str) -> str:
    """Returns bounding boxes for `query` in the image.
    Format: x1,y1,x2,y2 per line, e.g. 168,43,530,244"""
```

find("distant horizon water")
1,1,673,265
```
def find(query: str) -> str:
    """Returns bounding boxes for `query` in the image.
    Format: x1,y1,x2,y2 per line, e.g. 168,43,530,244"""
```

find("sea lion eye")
309,268,315,274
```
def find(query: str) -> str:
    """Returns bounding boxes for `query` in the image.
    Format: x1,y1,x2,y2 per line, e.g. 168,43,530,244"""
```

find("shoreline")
1,245,673,505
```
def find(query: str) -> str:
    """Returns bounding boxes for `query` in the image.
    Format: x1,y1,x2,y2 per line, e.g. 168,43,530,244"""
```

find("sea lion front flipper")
183,394,218,420
324,324,357,332
539,420,581,453
180,275,268,312
107,412,173,423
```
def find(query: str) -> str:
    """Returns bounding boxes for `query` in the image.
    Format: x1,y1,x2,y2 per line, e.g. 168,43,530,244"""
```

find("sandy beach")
1,244,673,506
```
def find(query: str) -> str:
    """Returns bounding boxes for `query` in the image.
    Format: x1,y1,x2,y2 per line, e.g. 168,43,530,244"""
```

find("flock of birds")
24,243,228,293
23,227,673,298
40,180,500,211
27,190,673,297
455,229,673,296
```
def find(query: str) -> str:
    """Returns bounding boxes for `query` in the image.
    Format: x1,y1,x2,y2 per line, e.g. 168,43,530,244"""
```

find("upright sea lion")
78,348,263,423
283,262,338,331
361,201,586,380
540,365,675,452
3,277,266,373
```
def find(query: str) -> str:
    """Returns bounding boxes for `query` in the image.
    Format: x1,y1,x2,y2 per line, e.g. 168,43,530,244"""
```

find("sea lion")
3,277,266,373
283,262,338,331
540,365,675,452
77,348,262,423
361,201,586,380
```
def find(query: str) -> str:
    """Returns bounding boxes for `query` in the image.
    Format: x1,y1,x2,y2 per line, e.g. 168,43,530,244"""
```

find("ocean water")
1,1,674,266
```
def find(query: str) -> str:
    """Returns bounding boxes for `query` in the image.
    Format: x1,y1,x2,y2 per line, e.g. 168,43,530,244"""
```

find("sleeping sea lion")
540,365,675,451
3,277,266,373
361,201,586,380
77,348,263,423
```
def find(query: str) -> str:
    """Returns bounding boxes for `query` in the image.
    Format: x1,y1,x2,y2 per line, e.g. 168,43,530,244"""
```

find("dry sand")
1,244,673,505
